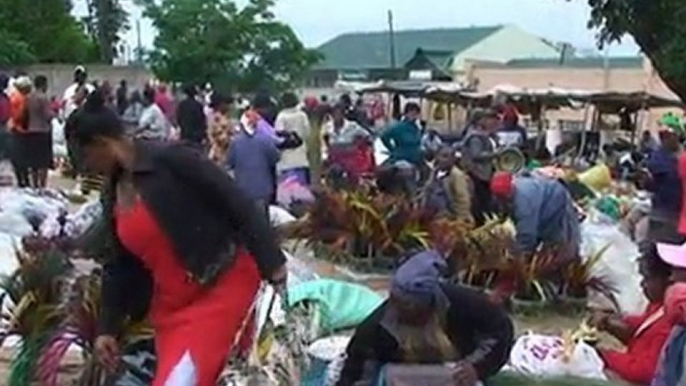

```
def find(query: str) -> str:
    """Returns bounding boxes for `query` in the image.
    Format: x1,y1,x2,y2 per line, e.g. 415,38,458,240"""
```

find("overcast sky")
80,0,640,56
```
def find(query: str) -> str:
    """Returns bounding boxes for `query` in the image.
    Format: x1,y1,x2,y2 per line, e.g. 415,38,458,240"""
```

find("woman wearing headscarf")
68,90,286,386
336,250,513,386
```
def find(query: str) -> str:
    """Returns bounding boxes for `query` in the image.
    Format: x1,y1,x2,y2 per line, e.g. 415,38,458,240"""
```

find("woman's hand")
94,335,120,373
452,361,478,386
269,264,288,293
588,310,611,331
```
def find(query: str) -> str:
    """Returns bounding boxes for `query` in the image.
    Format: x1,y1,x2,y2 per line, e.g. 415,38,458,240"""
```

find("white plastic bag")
0,188,69,237
508,334,607,380
580,214,647,314
52,118,68,158
269,205,296,227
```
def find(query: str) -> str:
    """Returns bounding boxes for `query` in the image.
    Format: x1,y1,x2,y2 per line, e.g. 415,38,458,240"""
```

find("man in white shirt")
61,66,94,120
275,92,311,182
137,87,170,140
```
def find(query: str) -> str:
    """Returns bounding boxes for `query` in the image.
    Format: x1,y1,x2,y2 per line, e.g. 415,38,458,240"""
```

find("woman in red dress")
69,90,287,386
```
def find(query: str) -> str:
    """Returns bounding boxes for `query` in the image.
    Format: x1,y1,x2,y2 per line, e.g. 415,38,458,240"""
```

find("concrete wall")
451,25,560,74
15,64,154,99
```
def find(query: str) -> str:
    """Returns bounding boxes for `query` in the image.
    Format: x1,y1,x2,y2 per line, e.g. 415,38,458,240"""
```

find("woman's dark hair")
331,102,346,115
183,84,197,97
640,242,672,279
142,87,155,104
34,75,48,91
0,74,9,90
70,90,125,146
210,92,233,110
252,92,272,110
404,102,421,115
129,90,142,104
281,92,299,109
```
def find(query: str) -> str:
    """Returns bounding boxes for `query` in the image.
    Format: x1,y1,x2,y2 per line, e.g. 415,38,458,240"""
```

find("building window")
558,120,585,132
523,118,550,130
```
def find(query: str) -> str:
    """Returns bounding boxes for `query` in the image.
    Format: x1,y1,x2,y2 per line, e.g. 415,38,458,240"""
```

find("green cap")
658,113,684,134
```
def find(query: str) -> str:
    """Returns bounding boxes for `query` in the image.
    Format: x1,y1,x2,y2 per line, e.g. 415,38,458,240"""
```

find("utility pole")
136,19,143,64
388,10,397,69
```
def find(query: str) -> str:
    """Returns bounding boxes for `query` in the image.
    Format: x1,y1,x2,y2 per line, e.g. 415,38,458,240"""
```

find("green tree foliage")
581,0,686,100
0,0,97,64
136,0,320,92
83,0,130,63
0,31,37,66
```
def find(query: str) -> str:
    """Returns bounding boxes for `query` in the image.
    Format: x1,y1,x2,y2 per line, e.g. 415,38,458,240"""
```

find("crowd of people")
5,64,686,386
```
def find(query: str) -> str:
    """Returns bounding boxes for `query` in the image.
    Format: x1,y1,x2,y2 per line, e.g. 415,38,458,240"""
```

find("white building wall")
450,25,560,75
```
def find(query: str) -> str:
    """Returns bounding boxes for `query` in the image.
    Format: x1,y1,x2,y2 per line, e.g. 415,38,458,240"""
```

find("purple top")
255,117,284,145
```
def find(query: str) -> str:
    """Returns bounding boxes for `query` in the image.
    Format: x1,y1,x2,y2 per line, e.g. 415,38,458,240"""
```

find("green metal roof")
504,56,644,69
315,26,503,70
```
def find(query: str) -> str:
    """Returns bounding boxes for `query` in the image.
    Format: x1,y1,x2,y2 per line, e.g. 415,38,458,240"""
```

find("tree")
0,0,97,64
581,0,686,101
83,0,130,63
0,31,37,66
136,0,320,92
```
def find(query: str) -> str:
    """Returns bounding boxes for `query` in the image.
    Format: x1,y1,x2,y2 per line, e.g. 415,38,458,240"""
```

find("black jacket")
337,283,514,386
99,141,285,335
176,97,207,144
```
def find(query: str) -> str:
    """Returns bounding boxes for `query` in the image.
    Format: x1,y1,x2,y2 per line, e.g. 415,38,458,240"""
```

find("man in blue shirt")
227,120,280,219
644,116,684,244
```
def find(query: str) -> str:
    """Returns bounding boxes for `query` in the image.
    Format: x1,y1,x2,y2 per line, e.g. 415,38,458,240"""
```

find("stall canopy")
582,91,685,114
335,80,684,113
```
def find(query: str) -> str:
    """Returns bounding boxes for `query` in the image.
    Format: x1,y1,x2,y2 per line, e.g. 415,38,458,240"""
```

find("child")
422,145,473,223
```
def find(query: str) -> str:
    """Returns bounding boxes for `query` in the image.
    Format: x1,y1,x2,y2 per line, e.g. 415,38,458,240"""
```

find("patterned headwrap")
390,250,448,307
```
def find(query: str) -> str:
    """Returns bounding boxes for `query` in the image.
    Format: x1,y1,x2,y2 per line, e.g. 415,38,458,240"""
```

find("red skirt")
116,200,261,386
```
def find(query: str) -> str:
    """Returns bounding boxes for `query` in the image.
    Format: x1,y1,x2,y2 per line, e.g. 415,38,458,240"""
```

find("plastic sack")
284,249,318,286
306,336,350,386
269,205,296,227
578,164,612,192
105,339,156,386
288,279,384,333
580,215,647,314
0,233,19,275
0,161,13,187
508,334,607,380
52,119,67,158
0,188,68,237
276,176,314,209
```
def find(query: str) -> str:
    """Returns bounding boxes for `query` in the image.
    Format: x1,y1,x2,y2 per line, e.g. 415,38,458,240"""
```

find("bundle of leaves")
562,245,618,308
284,186,438,264
496,249,566,302
0,248,72,386
38,272,153,386
460,217,515,285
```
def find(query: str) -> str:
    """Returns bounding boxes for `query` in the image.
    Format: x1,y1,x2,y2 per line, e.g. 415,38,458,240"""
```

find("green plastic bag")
288,279,384,334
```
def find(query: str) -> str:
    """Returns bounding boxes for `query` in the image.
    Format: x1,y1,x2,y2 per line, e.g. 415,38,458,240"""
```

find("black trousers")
470,175,493,226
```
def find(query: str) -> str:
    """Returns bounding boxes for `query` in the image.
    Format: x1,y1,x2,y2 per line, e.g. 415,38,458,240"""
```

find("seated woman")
336,250,513,386
589,243,672,385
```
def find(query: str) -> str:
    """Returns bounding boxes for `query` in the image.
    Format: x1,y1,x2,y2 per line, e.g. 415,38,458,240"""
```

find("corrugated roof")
315,26,503,70
504,56,644,69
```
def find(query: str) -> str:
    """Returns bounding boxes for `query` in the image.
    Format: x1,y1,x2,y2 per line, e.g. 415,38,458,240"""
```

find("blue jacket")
512,177,580,257
646,148,682,220
227,131,280,202
380,119,422,165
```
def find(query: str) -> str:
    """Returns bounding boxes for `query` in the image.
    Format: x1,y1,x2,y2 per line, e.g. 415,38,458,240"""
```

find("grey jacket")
461,131,497,181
